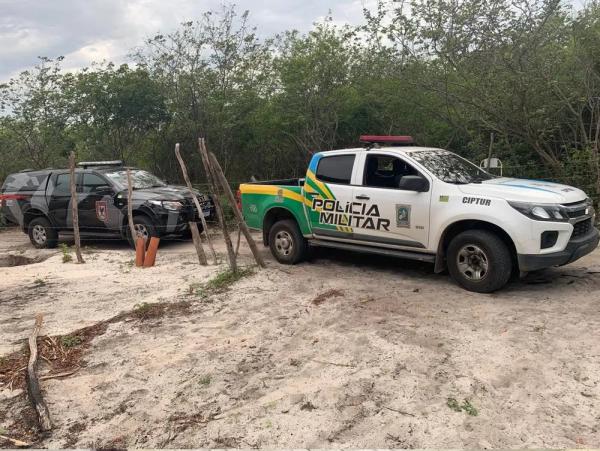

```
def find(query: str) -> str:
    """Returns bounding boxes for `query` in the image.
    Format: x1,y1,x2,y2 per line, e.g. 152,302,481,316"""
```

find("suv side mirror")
398,175,429,192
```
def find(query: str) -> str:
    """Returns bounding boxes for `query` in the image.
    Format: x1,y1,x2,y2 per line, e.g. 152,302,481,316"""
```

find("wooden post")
135,237,145,267
189,221,207,265
143,237,160,267
208,151,266,268
26,314,52,433
197,138,237,272
126,168,137,243
69,152,84,264
174,143,215,265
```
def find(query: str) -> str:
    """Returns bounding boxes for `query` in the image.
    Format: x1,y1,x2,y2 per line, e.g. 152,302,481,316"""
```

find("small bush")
60,335,82,348
60,243,73,263
191,266,254,297
447,397,478,416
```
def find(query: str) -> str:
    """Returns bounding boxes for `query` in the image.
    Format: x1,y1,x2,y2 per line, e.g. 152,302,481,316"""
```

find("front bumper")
518,227,600,272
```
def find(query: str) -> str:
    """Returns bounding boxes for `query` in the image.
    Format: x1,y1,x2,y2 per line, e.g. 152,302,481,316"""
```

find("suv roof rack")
77,160,124,169
359,135,415,149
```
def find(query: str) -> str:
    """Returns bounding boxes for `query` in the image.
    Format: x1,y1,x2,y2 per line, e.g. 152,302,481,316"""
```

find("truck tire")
447,229,512,293
126,215,158,248
28,217,58,249
268,219,307,264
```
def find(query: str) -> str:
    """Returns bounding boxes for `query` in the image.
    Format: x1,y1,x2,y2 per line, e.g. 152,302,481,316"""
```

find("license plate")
5,199,14,207
203,210,210,217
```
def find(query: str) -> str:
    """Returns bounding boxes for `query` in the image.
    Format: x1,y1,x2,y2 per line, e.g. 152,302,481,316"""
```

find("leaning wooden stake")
126,169,137,243
68,152,84,264
26,314,52,433
174,143,214,265
197,138,237,272
189,221,207,265
208,151,266,268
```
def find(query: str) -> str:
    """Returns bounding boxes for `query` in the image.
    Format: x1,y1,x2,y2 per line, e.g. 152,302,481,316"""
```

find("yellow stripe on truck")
239,184,311,207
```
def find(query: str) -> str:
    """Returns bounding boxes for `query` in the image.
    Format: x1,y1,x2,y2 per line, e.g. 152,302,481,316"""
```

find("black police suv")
0,161,215,248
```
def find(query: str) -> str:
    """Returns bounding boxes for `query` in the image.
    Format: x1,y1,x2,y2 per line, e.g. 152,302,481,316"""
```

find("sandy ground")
1,226,600,448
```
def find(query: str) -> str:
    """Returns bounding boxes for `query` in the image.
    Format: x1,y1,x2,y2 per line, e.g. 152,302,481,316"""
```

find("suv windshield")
411,150,494,184
104,169,166,190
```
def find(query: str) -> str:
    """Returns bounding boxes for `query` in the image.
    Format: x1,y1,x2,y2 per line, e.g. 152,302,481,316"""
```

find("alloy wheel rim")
32,224,47,244
456,244,489,281
275,230,293,257
134,224,149,240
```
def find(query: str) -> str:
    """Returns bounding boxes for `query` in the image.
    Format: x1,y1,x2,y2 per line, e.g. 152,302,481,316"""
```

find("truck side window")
82,173,111,193
316,155,355,184
364,155,418,189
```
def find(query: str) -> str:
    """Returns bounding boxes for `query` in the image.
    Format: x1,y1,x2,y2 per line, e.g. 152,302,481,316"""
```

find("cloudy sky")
0,0,376,82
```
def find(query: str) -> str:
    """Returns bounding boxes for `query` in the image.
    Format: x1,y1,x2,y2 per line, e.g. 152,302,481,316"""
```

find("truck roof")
319,146,444,156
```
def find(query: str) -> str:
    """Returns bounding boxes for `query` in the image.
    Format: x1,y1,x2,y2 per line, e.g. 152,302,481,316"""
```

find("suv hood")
128,185,209,202
458,177,587,204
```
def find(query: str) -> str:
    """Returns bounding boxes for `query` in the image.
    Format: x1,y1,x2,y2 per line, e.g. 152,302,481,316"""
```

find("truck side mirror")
398,175,429,192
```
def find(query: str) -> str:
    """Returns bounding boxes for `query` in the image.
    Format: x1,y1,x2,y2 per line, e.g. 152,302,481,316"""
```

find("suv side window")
363,154,419,189
52,173,72,196
316,155,355,185
82,173,111,194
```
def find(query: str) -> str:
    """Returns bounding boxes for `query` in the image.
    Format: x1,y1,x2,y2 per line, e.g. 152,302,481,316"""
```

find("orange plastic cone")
143,237,160,267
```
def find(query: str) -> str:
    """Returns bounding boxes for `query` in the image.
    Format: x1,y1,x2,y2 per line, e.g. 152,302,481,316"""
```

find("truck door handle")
306,192,319,197
356,195,370,200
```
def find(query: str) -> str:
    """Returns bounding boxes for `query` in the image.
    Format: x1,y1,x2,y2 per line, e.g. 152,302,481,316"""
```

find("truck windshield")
104,170,166,190
411,150,494,184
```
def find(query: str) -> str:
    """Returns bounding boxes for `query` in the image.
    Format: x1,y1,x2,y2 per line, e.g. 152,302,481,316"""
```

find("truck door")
352,153,432,249
47,172,78,229
305,153,357,241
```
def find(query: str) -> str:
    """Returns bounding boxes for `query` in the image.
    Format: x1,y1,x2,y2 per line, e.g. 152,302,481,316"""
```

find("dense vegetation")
2,0,600,201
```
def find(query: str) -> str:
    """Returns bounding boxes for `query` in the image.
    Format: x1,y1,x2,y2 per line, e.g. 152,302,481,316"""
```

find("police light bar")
77,160,124,169
359,135,414,145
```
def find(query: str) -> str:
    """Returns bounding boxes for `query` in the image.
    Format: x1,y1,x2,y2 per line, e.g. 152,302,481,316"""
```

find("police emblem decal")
396,204,411,228
96,200,108,221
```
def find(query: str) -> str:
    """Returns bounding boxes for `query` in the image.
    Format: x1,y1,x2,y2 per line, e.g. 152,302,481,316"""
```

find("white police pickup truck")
239,135,599,292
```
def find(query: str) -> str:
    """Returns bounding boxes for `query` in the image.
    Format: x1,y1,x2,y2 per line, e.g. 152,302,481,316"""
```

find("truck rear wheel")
28,217,58,249
447,230,512,293
268,219,307,264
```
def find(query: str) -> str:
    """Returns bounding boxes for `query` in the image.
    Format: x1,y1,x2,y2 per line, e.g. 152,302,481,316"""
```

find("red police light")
359,135,414,145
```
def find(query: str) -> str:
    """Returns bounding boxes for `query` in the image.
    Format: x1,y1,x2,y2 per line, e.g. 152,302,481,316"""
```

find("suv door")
47,172,78,229
79,172,114,232
305,153,357,240
353,152,432,249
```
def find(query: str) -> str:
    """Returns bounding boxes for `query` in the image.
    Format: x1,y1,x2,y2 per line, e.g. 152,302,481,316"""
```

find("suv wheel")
447,229,512,293
268,219,307,264
28,217,58,249
126,215,158,248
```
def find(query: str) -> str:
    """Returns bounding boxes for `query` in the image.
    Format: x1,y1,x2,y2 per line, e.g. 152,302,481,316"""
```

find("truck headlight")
508,201,568,222
149,200,183,211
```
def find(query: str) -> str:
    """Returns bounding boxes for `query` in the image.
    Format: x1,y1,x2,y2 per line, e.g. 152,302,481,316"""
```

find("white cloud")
0,0,375,82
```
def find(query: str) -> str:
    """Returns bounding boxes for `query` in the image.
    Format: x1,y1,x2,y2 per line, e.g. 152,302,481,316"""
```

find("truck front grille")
572,218,592,239
561,200,588,219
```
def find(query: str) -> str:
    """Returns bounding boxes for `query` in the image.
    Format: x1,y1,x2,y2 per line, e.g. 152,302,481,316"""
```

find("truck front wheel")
447,230,512,293
268,219,307,264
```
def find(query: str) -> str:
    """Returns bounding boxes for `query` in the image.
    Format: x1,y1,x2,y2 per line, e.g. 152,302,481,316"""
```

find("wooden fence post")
126,168,138,242
69,152,84,264
208,151,266,268
197,138,237,273
174,143,215,265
